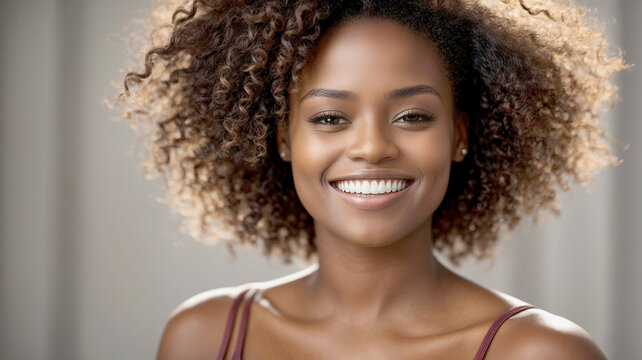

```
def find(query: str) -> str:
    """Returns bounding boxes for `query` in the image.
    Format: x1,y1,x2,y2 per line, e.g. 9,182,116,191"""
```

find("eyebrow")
385,85,442,100
299,84,442,104
299,88,357,103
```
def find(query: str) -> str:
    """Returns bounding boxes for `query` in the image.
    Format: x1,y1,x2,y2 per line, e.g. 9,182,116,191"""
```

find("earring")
461,148,467,155
280,151,286,158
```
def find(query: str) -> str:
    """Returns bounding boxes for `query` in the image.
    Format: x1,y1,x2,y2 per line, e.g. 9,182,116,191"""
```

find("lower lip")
330,181,413,210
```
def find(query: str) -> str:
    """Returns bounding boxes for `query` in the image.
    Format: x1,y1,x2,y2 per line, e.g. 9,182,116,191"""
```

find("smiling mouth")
329,178,414,210
330,178,414,196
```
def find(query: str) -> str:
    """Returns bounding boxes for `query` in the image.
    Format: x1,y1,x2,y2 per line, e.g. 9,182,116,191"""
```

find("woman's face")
279,19,468,247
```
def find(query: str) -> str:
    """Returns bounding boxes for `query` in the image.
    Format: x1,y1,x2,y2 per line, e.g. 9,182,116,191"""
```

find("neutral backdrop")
1,0,640,359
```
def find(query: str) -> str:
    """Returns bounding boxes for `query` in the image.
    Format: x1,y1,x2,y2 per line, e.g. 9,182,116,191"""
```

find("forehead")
293,19,452,104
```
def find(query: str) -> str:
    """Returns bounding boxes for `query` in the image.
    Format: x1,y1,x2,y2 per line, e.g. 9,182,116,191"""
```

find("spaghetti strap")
216,287,252,360
472,304,535,360
231,288,258,360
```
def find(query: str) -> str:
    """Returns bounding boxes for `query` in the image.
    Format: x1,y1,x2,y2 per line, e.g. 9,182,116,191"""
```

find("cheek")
408,133,452,174
289,132,340,215
401,130,453,209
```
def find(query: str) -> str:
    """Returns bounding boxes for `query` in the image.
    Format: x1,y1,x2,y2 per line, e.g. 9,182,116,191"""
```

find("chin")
333,221,420,248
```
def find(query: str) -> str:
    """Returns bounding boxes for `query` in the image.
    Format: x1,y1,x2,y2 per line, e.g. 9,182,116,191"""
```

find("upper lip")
328,170,414,183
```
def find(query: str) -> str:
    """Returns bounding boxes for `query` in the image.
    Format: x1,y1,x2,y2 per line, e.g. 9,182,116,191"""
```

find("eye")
307,111,350,126
394,110,436,124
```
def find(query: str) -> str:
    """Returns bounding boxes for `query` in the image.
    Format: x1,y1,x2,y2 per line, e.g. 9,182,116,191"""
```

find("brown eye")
307,111,349,126
394,110,435,124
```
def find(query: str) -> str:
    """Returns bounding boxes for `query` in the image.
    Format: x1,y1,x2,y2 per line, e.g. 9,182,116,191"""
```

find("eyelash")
307,111,347,126
307,110,435,126
396,110,436,124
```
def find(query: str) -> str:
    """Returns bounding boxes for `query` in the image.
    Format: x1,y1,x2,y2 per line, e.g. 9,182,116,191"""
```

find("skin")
156,19,607,360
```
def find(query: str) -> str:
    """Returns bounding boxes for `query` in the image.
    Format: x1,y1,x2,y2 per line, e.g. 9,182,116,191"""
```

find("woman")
117,0,629,358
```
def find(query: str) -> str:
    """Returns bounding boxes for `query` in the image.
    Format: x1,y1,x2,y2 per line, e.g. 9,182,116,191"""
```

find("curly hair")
114,0,630,266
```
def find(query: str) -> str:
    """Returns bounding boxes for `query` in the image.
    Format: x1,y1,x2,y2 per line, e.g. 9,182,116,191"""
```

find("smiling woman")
280,20,465,249
114,0,629,359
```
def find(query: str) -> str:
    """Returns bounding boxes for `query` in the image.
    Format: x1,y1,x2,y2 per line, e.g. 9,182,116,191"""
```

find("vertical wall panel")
613,0,642,358
0,1,60,359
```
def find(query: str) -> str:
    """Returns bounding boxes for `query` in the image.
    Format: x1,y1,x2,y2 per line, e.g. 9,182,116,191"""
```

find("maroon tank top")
216,286,535,360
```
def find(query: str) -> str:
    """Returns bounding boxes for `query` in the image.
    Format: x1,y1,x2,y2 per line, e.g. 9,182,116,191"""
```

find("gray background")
1,0,640,359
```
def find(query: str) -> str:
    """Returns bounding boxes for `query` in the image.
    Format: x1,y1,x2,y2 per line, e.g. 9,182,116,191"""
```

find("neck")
304,221,449,326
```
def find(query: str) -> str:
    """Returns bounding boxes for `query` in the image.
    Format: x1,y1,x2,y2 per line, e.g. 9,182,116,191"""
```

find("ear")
276,119,291,162
452,111,469,163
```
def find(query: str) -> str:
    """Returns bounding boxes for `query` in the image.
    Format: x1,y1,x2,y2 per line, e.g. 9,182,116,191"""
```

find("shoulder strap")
216,287,252,360
472,304,535,360
231,288,258,360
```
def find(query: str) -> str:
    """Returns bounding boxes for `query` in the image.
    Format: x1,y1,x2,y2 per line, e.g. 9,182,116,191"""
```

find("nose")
345,116,400,163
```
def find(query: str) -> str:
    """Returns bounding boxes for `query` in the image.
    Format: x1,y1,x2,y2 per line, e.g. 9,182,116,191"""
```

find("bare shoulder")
155,285,248,360
491,307,607,360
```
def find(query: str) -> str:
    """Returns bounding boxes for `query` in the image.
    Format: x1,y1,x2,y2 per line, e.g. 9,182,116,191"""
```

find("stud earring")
280,151,286,158
461,148,467,155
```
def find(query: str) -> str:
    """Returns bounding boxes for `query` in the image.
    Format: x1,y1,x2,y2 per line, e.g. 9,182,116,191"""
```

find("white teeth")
362,181,371,194
334,179,409,195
